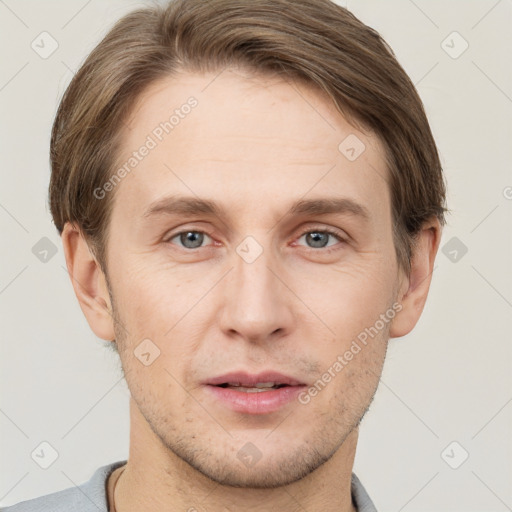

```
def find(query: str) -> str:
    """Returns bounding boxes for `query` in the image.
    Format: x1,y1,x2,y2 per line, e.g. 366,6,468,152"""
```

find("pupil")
181,231,203,249
306,232,328,248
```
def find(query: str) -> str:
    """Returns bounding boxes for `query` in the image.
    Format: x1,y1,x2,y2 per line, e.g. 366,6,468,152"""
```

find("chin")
175,442,337,489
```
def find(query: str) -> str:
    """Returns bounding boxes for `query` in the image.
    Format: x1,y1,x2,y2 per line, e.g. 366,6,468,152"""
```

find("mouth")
215,382,290,392
203,371,307,414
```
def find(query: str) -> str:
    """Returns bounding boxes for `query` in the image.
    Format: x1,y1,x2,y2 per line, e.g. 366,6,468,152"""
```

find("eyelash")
165,227,347,252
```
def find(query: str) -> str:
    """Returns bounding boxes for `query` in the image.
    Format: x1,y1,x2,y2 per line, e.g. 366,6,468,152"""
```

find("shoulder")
351,472,378,512
0,461,127,512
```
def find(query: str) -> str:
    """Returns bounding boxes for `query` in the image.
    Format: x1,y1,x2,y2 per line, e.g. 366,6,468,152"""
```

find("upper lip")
204,371,305,387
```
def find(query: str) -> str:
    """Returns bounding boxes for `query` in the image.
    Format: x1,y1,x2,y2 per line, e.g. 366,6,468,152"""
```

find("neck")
114,398,359,512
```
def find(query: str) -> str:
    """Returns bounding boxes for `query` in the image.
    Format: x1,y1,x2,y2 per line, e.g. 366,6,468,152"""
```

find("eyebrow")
142,195,371,223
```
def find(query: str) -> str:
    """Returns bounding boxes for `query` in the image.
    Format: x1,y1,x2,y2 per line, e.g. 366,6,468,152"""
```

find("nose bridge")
219,234,292,342
234,240,274,302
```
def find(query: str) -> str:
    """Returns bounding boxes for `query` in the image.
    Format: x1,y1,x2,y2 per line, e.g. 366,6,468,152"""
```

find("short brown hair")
49,0,448,276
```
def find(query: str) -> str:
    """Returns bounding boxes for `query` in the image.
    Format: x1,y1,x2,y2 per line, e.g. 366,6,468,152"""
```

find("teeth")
229,386,276,393
221,382,286,393
226,382,279,388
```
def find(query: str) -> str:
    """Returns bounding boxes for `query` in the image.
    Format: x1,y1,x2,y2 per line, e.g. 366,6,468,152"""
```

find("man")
2,0,447,510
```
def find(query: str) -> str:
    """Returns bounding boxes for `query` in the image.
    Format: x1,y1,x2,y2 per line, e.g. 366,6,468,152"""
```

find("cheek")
111,260,207,377
298,256,395,328
296,262,395,389
111,258,190,332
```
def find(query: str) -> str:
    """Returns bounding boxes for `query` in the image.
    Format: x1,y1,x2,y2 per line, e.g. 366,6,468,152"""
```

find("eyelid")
297,225,347,241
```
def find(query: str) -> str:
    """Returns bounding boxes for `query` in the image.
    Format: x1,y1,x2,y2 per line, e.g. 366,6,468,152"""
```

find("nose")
218,240,295,345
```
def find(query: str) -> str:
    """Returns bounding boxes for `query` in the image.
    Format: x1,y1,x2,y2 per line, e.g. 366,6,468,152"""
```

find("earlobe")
389,218,443,339
61,222,116,341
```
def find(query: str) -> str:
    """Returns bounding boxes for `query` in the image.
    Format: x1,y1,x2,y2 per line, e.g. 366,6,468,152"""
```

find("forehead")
110,68,390,227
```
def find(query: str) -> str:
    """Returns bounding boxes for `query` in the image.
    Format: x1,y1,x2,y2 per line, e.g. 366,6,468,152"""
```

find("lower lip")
203,385,306,414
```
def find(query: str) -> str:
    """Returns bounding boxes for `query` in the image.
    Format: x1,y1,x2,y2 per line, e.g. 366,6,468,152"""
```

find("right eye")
166,230,214,250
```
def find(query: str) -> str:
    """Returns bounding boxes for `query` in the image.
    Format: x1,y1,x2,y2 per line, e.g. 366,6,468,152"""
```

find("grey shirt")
1,460,378,511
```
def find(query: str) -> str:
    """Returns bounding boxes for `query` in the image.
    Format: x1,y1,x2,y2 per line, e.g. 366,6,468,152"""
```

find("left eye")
296,229,344,249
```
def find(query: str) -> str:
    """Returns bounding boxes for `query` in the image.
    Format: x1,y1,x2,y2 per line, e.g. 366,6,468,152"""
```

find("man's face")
103,68,403,487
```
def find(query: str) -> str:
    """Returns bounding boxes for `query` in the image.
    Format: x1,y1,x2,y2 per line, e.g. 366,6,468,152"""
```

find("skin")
62,67,442,512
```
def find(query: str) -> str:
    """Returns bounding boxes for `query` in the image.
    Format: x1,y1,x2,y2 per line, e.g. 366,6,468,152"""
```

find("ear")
61,222,116,341
389,217,443,338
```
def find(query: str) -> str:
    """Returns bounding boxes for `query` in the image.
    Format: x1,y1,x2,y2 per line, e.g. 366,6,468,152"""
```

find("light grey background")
1,1,511,510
